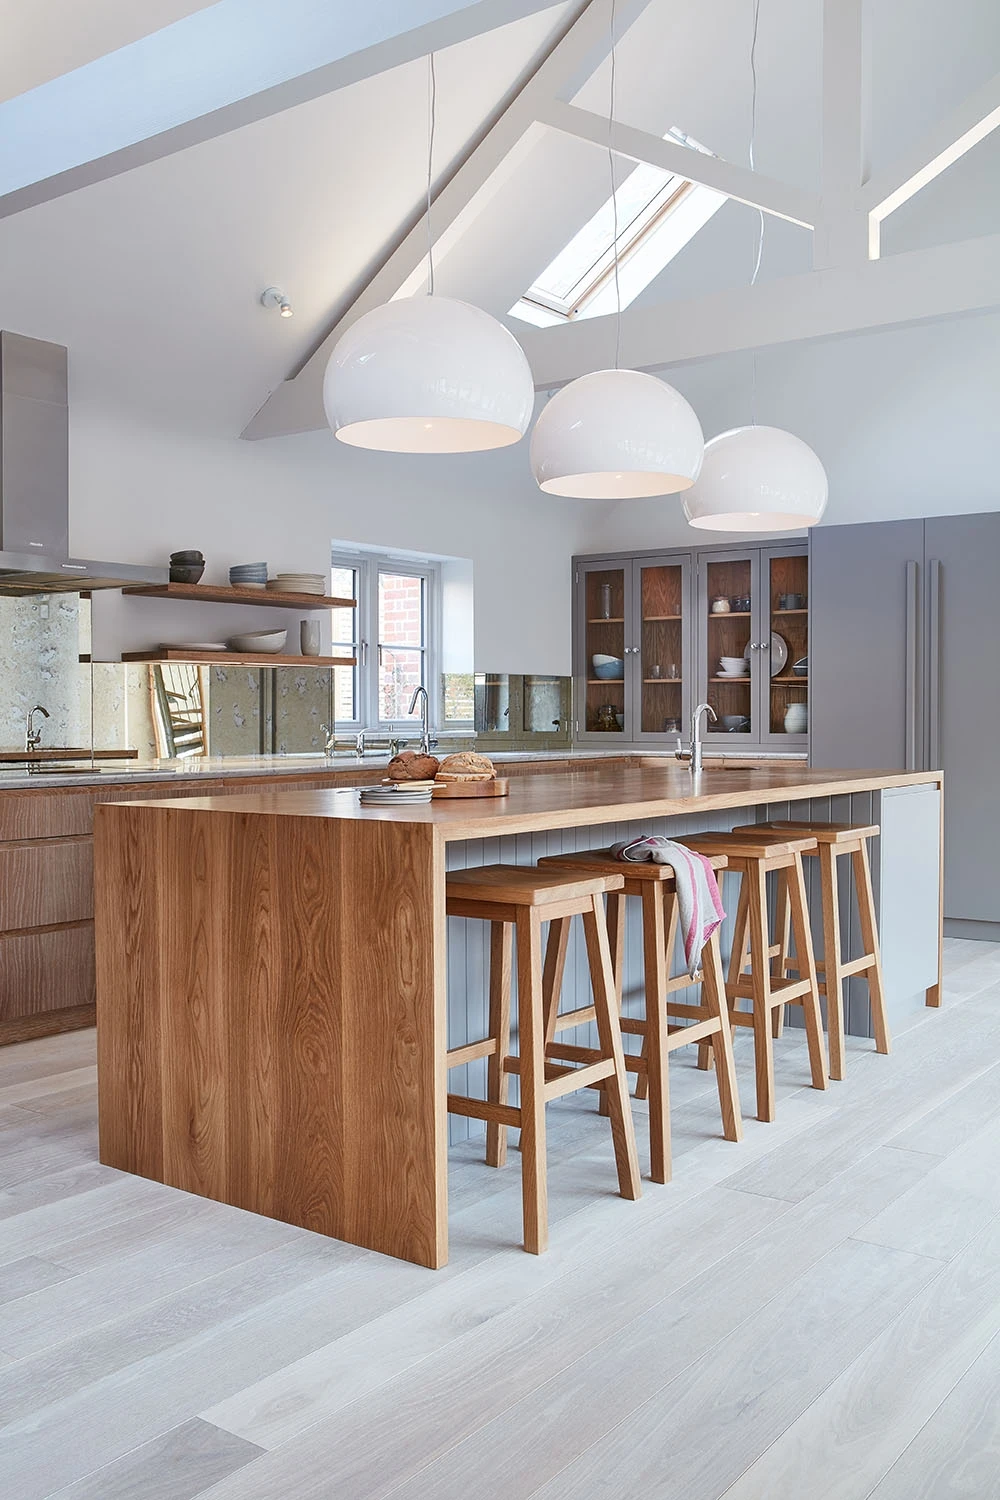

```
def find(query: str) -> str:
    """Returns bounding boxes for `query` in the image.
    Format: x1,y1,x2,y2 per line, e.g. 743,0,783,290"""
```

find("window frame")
330,548,442,734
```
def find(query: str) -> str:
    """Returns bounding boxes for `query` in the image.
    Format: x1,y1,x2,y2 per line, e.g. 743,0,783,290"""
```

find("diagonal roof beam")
242,0,659,439
537,101,821,227
516,231,1000,386
860,69,1000,258
0,0,568,221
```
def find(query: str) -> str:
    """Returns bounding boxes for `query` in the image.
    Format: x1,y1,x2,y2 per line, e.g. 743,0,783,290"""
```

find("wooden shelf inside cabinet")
772,675,809,684
122,649,357,668
586,616,625,623
586,678,625,686
709,676,751,684
771,608,808,615
643,677,682,684
709,611,751,619
122,583,355,610
642,614,682,621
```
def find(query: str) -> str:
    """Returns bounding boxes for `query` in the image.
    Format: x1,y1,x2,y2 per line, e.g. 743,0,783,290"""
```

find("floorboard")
0,945,993,1499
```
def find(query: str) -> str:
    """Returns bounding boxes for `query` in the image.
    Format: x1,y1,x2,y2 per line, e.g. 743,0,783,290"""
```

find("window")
510,128,726,328
331,549,440,731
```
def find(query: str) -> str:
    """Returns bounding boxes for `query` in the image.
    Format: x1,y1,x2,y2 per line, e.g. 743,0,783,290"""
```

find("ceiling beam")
516,231,1000,387
242,0,659,439
861,69,1000,257
536,101,820,227
814,0,869,267
0,0,567,221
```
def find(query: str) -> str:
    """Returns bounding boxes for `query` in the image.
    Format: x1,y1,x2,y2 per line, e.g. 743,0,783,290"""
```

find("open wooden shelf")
122,648,356,668
123,582,355,611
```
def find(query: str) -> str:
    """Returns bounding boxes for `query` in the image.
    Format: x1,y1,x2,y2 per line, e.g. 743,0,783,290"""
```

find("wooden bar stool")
445,865,641,1254
731,820,890,1082
676,833,828,1123
536,849,743,1185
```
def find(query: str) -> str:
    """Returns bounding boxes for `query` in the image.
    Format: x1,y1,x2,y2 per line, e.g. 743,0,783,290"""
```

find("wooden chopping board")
431,778,510,798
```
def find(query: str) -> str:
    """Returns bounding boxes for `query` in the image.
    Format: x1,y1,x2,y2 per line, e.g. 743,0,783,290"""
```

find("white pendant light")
683,424,828,530
324,295,535,453
530,369,704,497
323,51,535,455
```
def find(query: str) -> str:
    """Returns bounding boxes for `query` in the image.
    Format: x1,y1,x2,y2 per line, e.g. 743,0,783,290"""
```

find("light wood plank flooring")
1,938,999,1498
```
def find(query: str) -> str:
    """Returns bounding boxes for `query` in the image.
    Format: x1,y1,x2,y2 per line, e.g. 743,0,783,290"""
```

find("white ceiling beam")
861,69,1000,257
517,231,1000,387
0,0,566,221
815,0,870,267
243,0,659,439
536,100,821,227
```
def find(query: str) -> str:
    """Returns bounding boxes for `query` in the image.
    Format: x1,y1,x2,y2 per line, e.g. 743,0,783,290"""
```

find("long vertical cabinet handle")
928,558,942,770
904,560,920,771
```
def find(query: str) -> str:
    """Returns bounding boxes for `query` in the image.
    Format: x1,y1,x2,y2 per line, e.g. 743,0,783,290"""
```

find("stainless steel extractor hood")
0,331,167,595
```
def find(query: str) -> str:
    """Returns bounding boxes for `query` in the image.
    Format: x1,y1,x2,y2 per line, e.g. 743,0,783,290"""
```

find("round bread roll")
435,750,496,782
385,750,440,782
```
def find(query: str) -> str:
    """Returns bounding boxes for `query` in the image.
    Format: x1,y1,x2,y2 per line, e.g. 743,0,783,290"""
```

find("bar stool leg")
771,875,791,1038
542,917,571,1047
853,844,892,1056
787,852,829,1091
818,843,846,1081
700,930,743,1144
516,906,548,1254
638,892,679,1097
746,861,777,1123
582,895,642,1202
486,921,513,1168
639,883,671,1184
599,893,627,1115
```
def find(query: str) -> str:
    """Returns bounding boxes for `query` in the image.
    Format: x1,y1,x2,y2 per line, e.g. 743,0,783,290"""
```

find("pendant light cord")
749,0,762,423
608,0,622,369
426,51,437,295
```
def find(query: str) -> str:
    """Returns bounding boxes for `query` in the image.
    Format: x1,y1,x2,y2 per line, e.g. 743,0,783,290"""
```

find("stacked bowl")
170,550,205,584
230,563,268,590
268,572,326,596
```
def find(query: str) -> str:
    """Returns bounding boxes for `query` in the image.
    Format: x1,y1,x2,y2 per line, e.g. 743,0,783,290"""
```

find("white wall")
70,400,587,674
577,312,1000,556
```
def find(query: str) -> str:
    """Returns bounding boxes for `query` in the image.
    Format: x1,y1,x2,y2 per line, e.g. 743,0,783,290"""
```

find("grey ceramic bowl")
169,563,206,583
227,629,287,654
170,550,205,564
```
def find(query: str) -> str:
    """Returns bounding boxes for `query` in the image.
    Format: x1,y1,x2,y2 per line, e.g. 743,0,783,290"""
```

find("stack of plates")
230,563,267,590
268,573,326,595
359,784,433,806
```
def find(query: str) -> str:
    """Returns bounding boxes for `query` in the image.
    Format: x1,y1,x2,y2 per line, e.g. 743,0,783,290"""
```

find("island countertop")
95,763,943,1269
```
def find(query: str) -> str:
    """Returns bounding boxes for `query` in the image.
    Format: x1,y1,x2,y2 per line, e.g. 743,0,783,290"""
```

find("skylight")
510,129,726,328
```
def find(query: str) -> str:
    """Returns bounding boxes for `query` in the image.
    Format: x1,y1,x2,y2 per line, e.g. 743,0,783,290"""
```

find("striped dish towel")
610,836,725,975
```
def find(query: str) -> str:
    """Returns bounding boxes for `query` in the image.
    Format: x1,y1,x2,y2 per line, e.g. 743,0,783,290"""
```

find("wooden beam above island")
94,764,943,1268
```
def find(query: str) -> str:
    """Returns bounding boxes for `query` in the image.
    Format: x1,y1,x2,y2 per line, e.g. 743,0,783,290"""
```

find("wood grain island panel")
95,764,942,1267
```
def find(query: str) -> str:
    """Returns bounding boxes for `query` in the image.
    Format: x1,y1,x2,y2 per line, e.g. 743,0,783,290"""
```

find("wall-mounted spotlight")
260,286,293,318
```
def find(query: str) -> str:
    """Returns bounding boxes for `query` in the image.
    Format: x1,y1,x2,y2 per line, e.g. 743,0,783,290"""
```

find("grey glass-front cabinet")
574,541,808,749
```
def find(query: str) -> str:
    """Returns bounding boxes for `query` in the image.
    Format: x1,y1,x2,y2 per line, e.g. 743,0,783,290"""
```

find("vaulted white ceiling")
0,0,996,439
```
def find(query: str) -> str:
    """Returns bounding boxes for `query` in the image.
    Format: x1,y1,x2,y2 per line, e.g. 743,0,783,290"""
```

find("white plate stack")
359,783,434,806
268,573,326,595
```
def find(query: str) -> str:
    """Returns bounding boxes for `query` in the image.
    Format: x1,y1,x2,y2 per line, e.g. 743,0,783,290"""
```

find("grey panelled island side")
94,764,943,1268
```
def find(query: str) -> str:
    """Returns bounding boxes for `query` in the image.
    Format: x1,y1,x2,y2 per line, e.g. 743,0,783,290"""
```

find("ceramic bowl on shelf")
170,549,204,563
592,654,625,680
227,629,287,654
169,563,205,584
792,656,808,676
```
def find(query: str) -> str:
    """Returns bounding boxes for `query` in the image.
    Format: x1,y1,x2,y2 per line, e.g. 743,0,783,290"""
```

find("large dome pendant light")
323,55,534,454
684,0,827,531
529,0,704,499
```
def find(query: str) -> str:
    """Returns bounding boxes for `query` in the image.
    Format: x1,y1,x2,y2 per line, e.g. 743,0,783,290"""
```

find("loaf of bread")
435,751,496,782
385,750,440,782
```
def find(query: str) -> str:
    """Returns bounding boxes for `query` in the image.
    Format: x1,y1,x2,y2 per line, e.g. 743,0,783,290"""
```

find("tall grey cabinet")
811,512,1000,934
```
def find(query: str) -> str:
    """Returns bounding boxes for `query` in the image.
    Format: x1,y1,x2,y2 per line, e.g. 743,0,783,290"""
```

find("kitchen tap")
407,685,431,756
25,704,49,752
675,701,716,773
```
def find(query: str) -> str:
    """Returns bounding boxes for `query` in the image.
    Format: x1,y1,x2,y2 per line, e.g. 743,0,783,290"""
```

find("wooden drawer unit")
0,788,95,840
0,922,95,1022
0,837,93,932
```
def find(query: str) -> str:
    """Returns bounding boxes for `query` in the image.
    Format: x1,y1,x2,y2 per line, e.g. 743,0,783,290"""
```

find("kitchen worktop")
96,762,943,1269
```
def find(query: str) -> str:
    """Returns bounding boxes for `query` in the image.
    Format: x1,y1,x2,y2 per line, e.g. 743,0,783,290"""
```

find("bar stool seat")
730,820,890,1080
537,848,742,1185
446,864,641,1254
676,832,828,1122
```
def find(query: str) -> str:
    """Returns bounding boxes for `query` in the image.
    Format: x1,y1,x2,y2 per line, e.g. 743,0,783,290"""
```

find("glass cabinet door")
636,557,689,741
765,548,809,741
581,564,628,735
702,553,758,740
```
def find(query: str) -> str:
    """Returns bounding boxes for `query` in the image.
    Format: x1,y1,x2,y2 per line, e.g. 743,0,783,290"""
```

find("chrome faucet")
25,704,49,752
407,685,431,756
675,701,716,773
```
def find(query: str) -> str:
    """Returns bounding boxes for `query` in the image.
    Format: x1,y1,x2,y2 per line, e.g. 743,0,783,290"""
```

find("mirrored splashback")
474,673,571,750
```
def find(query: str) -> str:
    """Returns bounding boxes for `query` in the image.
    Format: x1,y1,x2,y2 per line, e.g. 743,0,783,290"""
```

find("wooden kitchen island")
94,764,943,1268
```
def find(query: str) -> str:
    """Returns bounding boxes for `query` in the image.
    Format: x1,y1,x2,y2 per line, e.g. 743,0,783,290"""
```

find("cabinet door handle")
904,561,919,771
928,558,942,770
